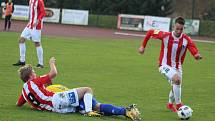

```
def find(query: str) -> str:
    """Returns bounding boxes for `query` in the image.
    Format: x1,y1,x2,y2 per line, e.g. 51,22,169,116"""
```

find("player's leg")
159,65,180,112
94,101,141,120
168,88,175,104
49,85,98,115
95,103,126,116
166,88,177,112
93,101,141,120
52,87,95,114
78,97,101,115
32,29,43,68
13,28,30,66
4,16,8,30
34,42,44,68
172,71,183,110
75,87,101,116
79,97,126,116
19,37,26,63
8,15,12,30
78,95,141,120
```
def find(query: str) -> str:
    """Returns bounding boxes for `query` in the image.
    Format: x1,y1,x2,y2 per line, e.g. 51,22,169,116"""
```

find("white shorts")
52,89,79,113
20,27,41,42
159,65,182,84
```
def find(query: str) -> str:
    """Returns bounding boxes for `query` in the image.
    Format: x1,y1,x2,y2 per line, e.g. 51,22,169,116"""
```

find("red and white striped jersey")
142,29,200,69
17,74,54,111
27,0,46,30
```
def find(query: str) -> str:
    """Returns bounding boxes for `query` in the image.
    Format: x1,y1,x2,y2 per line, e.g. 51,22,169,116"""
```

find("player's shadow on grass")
160,109,180,121
16,107,129,121
99,115,129,121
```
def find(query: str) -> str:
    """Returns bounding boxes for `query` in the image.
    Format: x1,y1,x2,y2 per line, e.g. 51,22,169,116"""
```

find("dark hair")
175,16,185,25
18,64,33,82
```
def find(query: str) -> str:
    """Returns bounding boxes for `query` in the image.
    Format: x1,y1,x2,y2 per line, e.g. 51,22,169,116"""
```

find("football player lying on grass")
16,57,141,121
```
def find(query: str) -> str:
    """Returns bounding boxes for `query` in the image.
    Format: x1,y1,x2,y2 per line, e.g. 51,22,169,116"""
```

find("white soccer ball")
177,105,193,120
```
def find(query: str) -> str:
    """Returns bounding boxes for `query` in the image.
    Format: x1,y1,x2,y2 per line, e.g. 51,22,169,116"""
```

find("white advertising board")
62,9,89,25
44,8,60,23
2,5,60,23
143,16,171,32
117,14,145,31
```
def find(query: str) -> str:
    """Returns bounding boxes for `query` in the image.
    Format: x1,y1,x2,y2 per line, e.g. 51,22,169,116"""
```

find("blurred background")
3,0,214,20
1,0,215,37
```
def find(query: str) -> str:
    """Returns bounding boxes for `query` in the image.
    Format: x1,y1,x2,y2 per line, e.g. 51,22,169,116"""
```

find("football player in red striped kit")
13,0,46,68
16,57,141,120
138,16,202,112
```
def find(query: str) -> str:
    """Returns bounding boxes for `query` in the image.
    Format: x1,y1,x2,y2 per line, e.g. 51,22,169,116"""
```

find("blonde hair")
18,64,33,82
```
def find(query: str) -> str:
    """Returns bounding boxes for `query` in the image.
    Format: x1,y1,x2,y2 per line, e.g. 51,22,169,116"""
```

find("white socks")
83,93,93,113
19,43,43,65
168,89,175,103
173,84,181,104
36,46,43,65
19,43,26,62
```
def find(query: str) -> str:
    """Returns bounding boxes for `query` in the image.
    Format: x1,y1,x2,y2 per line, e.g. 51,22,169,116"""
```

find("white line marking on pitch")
114,32,215,44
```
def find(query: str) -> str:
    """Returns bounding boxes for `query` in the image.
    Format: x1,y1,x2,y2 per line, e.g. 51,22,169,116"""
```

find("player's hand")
195,54,202,60
48,57,57,78
49,57,56,65
33,20,39,27
139,46,145,54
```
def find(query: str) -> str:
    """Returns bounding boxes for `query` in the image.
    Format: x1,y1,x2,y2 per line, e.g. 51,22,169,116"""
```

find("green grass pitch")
0,32,215,121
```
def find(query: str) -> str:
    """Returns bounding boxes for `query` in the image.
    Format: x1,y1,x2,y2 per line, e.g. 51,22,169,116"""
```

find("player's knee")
19,37,25,43
172,75,181,85
85,87,93,93
35,42,41,47
174,79,181,85
173,78,181,85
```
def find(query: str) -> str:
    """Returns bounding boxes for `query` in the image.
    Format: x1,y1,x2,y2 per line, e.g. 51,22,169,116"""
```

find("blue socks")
100,104,126,116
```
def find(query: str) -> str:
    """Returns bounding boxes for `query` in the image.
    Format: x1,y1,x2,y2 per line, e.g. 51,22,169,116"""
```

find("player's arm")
37,0,46,22
187,37,202,60
38,57,57,85
12,3,14,13
139,29,163,54
48,57,57,79
33,0,45,27
16,94,26,107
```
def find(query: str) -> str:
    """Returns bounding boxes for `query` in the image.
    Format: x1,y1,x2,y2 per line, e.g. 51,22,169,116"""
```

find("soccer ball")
177,105,193,120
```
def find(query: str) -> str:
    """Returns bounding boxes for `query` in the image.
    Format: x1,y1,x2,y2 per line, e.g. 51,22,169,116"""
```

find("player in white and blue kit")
47,85,141,121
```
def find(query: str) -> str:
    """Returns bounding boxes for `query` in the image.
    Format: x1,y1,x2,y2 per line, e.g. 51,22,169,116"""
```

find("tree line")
5,0,174,16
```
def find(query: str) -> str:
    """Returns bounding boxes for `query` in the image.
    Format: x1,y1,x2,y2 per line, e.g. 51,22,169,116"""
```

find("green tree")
12,0,28,5
203,7,215,20
45,0,58,8
202,1,215,20
62,0,80,9
140,0,174,16
12,0,174,16
79,0,174,16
